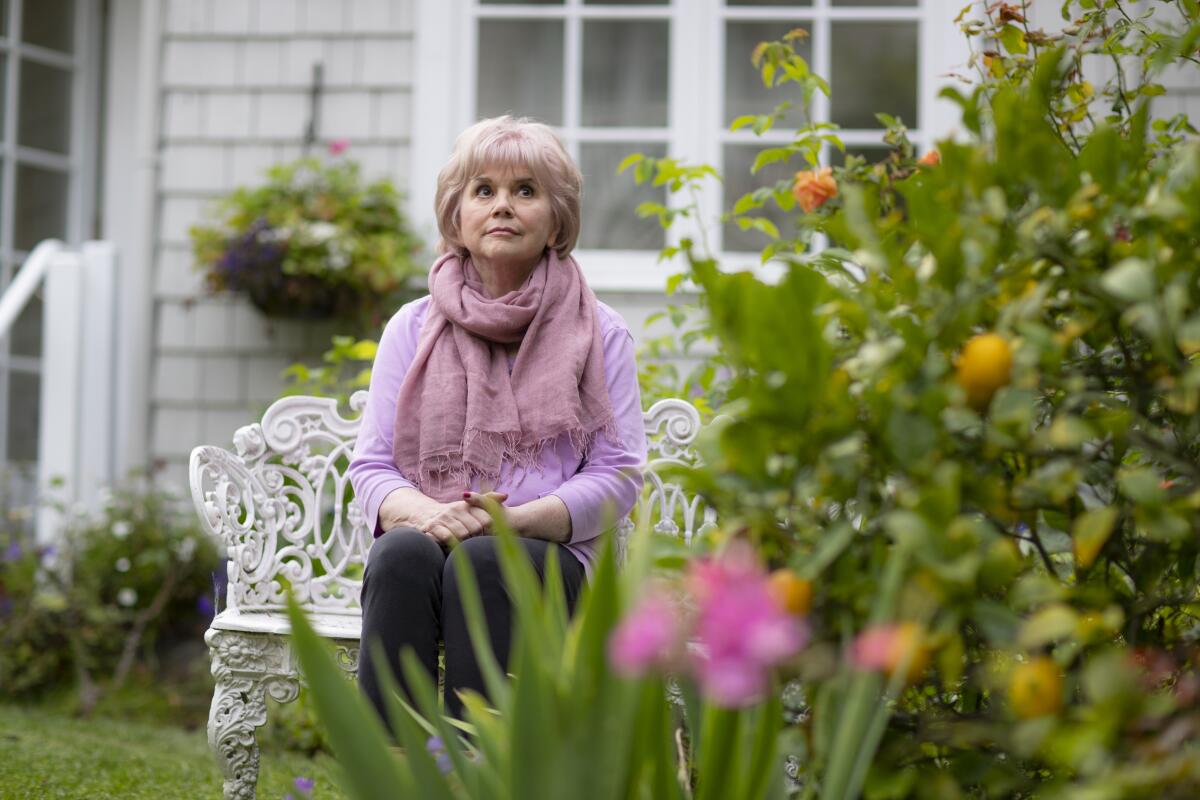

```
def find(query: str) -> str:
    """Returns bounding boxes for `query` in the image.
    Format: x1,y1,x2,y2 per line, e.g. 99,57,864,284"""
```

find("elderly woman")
348,116,647,722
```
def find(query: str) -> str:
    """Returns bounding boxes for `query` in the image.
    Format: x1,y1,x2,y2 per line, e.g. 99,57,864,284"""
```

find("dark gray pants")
357,527,586,723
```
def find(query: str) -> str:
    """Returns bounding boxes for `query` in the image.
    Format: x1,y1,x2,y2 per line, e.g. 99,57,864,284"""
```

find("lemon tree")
626,2,1200,796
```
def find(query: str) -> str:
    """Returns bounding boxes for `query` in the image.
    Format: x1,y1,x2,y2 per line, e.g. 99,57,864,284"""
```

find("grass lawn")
0,703,350,800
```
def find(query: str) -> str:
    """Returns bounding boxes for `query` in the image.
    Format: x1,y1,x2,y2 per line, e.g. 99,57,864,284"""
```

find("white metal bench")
189,391,715,800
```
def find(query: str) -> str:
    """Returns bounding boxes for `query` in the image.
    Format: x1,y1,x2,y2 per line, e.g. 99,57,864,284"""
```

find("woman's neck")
474,254,542,299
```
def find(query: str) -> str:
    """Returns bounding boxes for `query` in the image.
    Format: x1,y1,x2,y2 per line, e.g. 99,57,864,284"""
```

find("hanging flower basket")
189,151,423,329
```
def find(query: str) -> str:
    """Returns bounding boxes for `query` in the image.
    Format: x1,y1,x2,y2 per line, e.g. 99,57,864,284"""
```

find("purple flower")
426,736,453,774
294,775,314,795
3,541,21,561
197,594,215,619
37,544,57,563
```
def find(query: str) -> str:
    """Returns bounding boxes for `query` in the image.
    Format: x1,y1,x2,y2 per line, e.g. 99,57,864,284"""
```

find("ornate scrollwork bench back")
188,391,715,800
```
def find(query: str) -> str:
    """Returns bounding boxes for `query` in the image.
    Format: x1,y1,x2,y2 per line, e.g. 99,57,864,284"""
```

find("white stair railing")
0,239,119,546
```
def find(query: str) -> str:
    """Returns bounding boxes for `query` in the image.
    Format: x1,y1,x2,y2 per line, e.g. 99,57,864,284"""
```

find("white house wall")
150,0,417,491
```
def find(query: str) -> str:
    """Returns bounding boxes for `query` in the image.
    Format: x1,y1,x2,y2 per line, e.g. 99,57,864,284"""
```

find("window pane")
722,144,796,252
584,0,665,4
833,0,915,6
725,21,812,124
477,20,564,125
12,292,41,358
22,0,74,53
832,145,889,166
830,22,917,129
0,0,8,38
578,142,666,251
481,0,562,4
15,164,69,251
0,56,7,139
728,0,811,5
19,60,72,155
582,20,669,127
7,370,39,463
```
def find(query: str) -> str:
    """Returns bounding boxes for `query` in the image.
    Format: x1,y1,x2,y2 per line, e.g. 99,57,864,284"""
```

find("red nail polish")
462,492,472,498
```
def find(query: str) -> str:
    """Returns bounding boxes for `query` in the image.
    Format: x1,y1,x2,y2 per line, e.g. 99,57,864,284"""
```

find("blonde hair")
435,116,582,259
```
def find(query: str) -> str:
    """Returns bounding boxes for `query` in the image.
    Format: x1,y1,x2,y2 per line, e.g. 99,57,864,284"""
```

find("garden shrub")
0,479,220,719
613,2,1200,795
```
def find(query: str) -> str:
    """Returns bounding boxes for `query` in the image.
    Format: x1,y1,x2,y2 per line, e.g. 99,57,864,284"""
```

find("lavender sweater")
348,296,648,580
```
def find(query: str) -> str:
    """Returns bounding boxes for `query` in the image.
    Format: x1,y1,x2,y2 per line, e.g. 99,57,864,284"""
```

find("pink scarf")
391,250,619,501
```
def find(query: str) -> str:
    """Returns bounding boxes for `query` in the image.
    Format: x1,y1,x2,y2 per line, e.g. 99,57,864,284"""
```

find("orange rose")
792,167,838,213
918,150,941,167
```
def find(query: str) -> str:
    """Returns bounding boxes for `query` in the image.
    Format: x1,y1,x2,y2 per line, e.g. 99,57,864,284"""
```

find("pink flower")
687,542,808,707
328,138,350,156
608,587,683,677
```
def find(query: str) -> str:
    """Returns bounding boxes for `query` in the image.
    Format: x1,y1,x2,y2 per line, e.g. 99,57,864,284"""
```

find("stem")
111,568,179,690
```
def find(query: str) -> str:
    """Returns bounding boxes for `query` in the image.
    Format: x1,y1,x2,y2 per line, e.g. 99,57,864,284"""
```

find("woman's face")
459,164,558,273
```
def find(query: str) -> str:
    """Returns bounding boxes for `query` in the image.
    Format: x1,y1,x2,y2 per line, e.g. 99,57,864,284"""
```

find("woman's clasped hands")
379,487,509,548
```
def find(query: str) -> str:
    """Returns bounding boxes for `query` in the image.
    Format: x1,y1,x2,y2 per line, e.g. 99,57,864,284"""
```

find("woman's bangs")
469,134,552,187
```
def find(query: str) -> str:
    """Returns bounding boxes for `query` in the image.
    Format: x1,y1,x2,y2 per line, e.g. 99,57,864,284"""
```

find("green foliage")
189,153,424,331
0,480,220,713
289,522,793,800
283,335,379,406
624,4,1200,796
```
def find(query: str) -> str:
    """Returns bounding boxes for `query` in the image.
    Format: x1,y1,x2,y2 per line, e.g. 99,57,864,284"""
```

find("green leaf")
1018,604,1079,649
999,24,1028,54
617,153,645,174
1118,466,1166,506
751,147,793,174
1072,506,1118,569
286,598,414,799
1100,258,1156,303
730,115,758,132
733,193,761,216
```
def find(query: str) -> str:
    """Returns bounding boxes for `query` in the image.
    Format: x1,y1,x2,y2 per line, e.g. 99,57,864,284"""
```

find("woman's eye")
518,185,534,197
475,185,492,197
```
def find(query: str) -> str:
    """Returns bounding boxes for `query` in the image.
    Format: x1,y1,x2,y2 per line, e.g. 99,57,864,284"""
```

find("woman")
348,116,647,722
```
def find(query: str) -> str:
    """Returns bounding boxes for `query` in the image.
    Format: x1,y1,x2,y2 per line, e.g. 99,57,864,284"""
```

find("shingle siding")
149,0,417,473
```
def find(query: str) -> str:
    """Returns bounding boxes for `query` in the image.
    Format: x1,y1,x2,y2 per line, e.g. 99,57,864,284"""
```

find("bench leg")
206,629,300,800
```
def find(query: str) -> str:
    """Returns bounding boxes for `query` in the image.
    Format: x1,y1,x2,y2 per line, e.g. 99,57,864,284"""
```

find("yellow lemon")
886,623,931,684
956,333,1014,412
1008,657,1063,718
767,570,813,616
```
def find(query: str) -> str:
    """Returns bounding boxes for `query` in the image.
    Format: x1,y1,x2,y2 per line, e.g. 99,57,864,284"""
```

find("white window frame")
0,0,102,471
413,0,970,291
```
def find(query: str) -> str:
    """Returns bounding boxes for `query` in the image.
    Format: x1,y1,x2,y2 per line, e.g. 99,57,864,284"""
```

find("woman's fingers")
462,491,508,509
424,524,455,548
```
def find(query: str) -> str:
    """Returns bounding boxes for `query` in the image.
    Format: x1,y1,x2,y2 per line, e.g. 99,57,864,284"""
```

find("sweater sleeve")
348,299,427,537
549,319,648,545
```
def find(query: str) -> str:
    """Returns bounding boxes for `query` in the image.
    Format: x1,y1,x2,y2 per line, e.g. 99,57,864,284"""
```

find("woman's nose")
491,192,514,215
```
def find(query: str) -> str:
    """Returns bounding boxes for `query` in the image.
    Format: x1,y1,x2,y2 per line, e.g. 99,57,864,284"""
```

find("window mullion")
812,0,832,158
565,7,582,153
2,0,21,286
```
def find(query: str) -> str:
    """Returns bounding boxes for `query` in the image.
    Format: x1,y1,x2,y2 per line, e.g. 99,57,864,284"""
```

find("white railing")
0,239,119,545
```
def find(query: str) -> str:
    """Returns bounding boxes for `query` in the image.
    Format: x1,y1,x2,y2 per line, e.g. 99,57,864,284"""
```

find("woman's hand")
379,488,508,547
466,492,572,544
